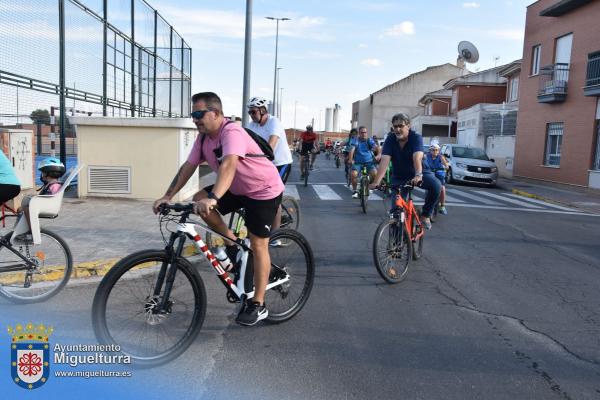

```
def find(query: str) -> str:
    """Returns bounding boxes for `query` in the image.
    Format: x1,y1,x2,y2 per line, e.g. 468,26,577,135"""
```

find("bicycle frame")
394,190,424,242
0,236,38,273
156,216,290,310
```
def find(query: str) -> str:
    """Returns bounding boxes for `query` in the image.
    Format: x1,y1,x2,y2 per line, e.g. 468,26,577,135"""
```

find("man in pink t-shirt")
153,92,283,326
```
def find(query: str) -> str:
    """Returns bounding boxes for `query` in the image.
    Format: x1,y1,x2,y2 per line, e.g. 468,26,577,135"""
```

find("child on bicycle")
422,141,449,214
15,158,65,242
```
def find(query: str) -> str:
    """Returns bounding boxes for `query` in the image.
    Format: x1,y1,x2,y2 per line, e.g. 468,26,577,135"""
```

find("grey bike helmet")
247,97,268,109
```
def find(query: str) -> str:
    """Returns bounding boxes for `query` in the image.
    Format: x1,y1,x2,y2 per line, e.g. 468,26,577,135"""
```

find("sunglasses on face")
248,109,260,116
393,124,406,129
191,109,212,120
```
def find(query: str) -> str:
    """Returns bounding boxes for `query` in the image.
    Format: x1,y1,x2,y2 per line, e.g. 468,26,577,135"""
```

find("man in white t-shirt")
246,96,293,237
246,97,293,184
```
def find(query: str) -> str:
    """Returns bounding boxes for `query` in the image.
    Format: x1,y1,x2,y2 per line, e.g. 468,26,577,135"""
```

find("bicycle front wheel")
372,219,412,283
92,250,206,367
280,196,300,231
0,229,72,303
265,229,314,323
360,176,369,214
304,167,309,187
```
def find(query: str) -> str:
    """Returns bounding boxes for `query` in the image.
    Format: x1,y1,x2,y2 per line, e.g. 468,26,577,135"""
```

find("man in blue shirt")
348,126,380,198
369,113,440,229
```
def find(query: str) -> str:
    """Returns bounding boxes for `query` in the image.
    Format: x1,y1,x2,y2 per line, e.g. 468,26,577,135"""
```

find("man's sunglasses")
191,109,212,120
393,123,407,129
248,109,260,116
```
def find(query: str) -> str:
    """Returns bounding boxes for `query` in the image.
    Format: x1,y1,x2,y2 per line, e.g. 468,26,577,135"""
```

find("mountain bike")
204,195,300,248
372,183,425,284
92,203,315,367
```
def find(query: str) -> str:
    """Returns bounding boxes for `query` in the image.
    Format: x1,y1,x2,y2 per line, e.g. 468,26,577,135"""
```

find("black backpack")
200,121,275,162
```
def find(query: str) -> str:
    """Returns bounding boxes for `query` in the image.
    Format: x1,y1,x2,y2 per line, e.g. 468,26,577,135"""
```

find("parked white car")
441,144,499,187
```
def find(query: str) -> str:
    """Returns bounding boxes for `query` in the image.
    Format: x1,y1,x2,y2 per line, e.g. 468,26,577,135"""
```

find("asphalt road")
2,155,599,400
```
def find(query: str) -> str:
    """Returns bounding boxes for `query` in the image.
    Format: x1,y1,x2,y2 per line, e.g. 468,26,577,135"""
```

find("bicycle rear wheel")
0,229,72,303
280,196,300,231
92,250,206,367
372,219,412,283
265,229,314,323
411,215,424,260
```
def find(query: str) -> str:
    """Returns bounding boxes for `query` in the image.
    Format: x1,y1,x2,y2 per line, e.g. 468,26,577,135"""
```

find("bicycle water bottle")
213,247,233,272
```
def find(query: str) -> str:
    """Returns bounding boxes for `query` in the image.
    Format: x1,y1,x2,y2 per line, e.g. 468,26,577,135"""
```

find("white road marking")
502,194,575,211
445,188,501,205
283,185,300,200
313,185,342,200
473,190,542,209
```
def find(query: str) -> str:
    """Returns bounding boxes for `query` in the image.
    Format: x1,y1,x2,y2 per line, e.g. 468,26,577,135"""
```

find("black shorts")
277,164,292,184
203,185,282,238
300,142,315,155
0,184,20,204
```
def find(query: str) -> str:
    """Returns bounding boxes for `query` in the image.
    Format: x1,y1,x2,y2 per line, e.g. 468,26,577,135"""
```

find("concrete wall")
354,64,464,136
72,117,199,201
514,0,600,186
486,135,516,178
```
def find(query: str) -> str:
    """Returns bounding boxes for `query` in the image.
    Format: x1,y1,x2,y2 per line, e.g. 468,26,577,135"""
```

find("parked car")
440,144,498,187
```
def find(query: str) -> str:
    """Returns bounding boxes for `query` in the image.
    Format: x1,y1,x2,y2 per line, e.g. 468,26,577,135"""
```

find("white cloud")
384,21,415,37
358,43,368,48
157,6,333,42
361,58,382,67
463,2,481,8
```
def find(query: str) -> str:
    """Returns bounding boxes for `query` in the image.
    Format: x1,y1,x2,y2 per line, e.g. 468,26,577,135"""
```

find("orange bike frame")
394,194,425,242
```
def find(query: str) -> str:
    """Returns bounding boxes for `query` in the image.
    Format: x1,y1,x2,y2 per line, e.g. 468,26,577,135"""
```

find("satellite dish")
458,41,479,64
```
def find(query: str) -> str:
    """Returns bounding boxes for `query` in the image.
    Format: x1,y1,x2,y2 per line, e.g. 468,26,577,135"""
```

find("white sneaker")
352,191,359,199
269,239,283,247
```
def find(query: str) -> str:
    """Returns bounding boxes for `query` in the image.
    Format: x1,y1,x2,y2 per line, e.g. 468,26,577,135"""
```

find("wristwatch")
207,191,220,201
415,173,423,177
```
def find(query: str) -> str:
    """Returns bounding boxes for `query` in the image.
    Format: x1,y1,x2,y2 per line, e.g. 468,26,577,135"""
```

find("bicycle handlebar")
159,203,194,215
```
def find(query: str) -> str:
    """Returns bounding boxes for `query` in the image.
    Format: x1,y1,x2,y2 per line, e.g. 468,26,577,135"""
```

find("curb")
2,244,200,284
510,188,573,208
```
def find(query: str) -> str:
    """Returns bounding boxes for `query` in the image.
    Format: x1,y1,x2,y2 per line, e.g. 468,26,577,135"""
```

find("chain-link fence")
0,0,191,157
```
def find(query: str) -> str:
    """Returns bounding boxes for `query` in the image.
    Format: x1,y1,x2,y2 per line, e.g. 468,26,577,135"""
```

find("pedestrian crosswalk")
283,183,589,215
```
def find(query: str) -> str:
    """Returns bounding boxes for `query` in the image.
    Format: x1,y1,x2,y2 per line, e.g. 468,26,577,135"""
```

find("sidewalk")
497,176,600,215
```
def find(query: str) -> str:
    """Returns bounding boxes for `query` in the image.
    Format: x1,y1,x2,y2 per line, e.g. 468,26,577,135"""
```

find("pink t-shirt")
187,120,284,200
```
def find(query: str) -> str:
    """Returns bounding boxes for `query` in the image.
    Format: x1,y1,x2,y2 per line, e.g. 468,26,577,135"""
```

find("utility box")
0,128,34,189
70,117,200,201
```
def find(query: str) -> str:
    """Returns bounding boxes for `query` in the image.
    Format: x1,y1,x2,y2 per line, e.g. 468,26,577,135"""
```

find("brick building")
514,0,600,188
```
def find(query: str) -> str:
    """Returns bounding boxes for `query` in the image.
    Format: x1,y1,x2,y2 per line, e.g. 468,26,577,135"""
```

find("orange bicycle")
372,183,425,283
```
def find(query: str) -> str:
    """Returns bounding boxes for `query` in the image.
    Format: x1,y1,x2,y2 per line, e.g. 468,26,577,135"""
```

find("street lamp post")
279,87,284,121
294,100,298,140
265,16,290,117
275,67,283,117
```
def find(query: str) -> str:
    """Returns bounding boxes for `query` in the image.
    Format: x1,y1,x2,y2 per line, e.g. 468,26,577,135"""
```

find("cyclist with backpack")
153,92,283,326
246,96,293,238
349,126,380,198
246,96,293,184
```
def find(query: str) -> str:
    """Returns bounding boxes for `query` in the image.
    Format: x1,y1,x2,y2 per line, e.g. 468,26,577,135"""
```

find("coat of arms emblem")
8,323,53,390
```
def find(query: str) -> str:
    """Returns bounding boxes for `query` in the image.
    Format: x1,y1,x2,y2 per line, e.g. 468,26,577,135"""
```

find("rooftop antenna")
457,41,479,75
493,56,500,67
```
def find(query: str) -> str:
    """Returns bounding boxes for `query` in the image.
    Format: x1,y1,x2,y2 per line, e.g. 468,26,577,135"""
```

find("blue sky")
157,0,530,131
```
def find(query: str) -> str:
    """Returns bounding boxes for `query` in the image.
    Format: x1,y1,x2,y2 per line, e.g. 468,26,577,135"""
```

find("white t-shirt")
247,115,293,166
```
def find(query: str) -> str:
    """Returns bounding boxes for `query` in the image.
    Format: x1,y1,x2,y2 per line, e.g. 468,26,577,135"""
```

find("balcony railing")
584,52,600,96
537,63,569,103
